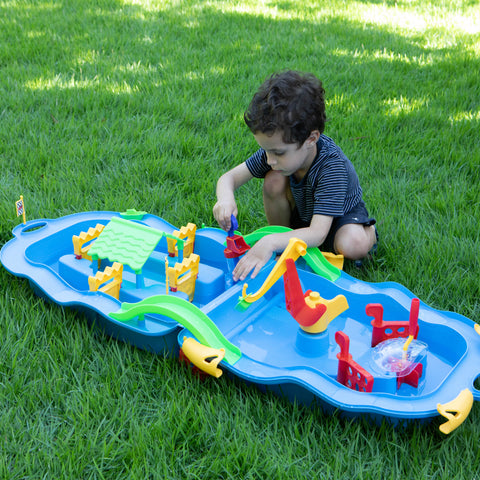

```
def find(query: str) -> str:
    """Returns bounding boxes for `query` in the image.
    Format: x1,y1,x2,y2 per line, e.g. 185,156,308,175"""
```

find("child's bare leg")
333,224,377,260
263,170,293,226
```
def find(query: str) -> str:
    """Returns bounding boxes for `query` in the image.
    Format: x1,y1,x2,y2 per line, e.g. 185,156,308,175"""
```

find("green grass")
1,0,480,477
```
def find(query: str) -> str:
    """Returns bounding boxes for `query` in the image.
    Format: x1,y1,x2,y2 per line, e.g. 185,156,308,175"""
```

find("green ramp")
109,295,241,365
243,226,341,282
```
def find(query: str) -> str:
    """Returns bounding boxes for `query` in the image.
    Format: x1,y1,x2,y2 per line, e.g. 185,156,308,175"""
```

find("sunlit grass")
450,110,480,123
383,96,429,116
203,0,480,39
350,2,480,34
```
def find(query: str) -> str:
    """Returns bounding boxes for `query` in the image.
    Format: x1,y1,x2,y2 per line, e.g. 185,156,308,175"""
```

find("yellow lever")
241,238,307,304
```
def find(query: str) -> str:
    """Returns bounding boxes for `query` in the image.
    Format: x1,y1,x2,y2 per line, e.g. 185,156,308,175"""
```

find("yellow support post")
167,253,200,302
167,223,197,258
73,224,105,260
88,262,123,300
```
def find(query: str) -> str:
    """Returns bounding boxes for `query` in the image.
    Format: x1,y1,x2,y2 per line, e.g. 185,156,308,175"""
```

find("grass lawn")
1,0,479,478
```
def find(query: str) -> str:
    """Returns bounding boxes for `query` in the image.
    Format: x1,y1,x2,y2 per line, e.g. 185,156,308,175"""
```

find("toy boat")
2,210,479,434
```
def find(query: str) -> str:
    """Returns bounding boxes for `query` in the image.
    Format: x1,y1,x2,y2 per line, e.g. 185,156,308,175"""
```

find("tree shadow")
0,0,478,224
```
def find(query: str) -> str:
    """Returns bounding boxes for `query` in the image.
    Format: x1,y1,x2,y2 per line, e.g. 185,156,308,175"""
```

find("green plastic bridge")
109,295,242,365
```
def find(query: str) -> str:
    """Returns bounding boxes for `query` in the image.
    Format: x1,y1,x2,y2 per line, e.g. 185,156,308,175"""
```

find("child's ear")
305,130,320,147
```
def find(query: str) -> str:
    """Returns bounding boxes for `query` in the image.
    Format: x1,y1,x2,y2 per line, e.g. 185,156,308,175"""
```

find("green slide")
109,295,241,365
243,226,341,282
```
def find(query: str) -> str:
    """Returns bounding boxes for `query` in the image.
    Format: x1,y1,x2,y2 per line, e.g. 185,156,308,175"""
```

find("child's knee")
334,224,376,259
263,170,289,199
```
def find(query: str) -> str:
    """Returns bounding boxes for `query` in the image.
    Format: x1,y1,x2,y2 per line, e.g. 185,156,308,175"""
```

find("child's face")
253,130,318,180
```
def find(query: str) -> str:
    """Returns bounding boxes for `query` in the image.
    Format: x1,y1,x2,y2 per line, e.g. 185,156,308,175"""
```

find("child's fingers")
233,258,252,282
233,248,269,282
213,202,237,231
249,263,263,280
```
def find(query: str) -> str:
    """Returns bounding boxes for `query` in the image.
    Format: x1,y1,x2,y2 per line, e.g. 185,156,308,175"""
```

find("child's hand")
214,162,253,231
233,237,274,281
213,200,237,231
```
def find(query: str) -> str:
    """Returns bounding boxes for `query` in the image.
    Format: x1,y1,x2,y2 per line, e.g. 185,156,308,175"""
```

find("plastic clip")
437,388,474,434
181,337,225,378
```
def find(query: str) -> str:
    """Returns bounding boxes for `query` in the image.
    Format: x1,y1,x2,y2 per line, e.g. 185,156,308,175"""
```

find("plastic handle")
19,221,48,235
228,214,238,237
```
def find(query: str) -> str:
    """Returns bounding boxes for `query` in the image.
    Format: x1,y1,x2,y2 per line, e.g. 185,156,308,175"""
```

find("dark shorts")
290,200,376,253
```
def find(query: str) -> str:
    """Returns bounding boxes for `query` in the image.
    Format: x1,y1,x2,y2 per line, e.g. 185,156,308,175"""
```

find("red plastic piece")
335,331,374,393
283,258,327,327
397,362,423,389
368,298,420,347
408,298,420,336
224,234,251,258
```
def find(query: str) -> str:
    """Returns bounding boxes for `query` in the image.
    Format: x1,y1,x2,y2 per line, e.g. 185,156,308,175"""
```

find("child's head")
244,71,326,146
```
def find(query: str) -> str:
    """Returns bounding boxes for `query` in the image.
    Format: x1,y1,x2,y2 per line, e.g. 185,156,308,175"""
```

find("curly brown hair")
244,71,326,146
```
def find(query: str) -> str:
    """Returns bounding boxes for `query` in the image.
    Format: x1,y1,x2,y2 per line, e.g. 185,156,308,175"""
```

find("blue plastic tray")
2,211,479,433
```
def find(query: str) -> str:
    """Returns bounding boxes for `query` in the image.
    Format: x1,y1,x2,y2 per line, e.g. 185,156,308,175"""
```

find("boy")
213,71,377,282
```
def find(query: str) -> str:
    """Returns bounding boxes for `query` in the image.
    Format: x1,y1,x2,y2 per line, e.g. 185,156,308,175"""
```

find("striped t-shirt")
245,135,363,223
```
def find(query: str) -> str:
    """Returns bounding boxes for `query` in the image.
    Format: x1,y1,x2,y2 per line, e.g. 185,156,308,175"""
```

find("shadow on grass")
0,0,478,229
2,0,478,135
0,0,477,269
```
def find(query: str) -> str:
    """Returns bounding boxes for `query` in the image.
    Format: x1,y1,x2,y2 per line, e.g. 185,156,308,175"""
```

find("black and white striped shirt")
245,135,363,223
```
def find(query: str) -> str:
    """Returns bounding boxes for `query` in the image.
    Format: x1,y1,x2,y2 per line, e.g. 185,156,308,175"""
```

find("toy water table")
2,210,480,434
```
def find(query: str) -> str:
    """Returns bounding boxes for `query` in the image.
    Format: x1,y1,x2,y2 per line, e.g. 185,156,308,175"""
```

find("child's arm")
232,214,334,281
213,162,253,231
